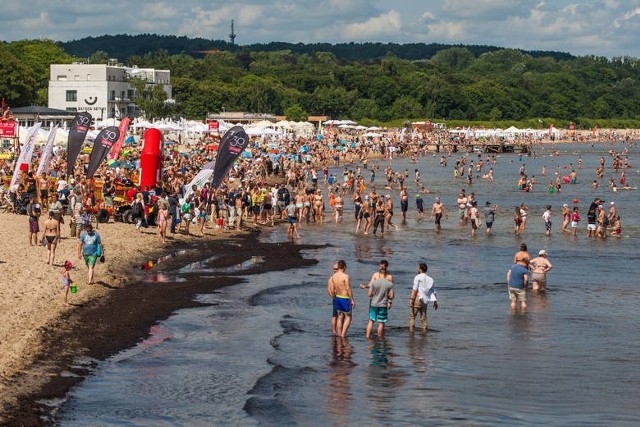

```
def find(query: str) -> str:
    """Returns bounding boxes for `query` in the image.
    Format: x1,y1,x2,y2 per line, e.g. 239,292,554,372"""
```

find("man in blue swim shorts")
327,260,355,337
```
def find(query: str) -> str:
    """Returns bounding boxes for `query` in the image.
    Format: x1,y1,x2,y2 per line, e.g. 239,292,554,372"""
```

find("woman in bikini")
44,211,60,265
313,190,324,223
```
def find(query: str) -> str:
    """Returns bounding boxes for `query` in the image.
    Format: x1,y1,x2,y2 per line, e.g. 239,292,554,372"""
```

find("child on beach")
61,260,74,304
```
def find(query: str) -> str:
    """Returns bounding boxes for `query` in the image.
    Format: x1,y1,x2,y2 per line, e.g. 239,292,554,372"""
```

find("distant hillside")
59,34,576,62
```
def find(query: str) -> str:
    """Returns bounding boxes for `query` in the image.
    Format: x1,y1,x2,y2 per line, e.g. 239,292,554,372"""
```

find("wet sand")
0,213,319,426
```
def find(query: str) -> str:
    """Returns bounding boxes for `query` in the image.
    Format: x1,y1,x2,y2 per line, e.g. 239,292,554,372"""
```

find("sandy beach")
0,212,317,425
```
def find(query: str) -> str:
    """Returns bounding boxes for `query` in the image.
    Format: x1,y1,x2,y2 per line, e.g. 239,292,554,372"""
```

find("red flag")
325,122,334,138
108,117,131,160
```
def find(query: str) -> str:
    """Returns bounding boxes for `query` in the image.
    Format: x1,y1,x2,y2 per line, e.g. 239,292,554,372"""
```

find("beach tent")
275,120,293,129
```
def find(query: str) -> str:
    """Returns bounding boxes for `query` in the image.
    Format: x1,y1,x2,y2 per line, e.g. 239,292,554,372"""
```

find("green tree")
88,50,110,64
129,77,170,118
0,46,38,105
349,98,379,120
284,104,308,121
7,40,74,101
389,96,424,120
430,47,476,70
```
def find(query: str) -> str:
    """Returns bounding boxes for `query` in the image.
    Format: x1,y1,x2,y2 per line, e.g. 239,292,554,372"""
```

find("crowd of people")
0,124,635,307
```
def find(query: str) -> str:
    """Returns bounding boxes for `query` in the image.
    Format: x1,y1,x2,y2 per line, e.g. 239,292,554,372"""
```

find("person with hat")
77,223,103,285
608,201,617,226
529,250,553,291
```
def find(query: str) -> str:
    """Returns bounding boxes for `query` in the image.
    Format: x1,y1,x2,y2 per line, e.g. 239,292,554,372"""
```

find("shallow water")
57,143,640,426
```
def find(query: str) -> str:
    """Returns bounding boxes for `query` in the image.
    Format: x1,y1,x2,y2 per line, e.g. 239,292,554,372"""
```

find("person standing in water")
327,260,355,337
529,250,553,291
507,258,529,310
360,260,394,339
408,262,438,334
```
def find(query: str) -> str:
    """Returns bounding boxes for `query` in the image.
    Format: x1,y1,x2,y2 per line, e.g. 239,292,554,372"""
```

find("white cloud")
341,10,402,40
141,3,178,21
0,0,638,57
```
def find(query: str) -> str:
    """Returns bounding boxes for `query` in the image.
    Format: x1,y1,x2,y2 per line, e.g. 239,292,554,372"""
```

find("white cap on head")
610,201,615,205
539,249,547,256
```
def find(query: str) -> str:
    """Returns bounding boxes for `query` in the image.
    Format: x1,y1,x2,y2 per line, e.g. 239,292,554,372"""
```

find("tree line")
1,37,639,128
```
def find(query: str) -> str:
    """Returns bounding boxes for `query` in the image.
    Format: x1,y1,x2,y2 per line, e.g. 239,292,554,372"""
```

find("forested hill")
59,34,576,62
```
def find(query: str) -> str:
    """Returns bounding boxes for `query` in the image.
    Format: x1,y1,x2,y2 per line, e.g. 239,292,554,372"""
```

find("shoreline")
0,214,320,426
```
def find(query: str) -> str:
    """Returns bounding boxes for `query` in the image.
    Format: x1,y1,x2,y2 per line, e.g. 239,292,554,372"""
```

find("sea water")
57,143,640,426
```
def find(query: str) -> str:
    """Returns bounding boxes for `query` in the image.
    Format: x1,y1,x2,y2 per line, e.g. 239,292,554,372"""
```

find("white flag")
10,122,41,188
36,125,58,176
183,160,215,201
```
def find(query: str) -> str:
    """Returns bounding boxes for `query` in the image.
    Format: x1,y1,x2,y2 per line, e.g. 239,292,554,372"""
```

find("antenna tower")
229,20,236,45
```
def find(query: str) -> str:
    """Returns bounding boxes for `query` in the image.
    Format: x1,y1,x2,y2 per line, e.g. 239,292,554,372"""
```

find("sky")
2,0,640,57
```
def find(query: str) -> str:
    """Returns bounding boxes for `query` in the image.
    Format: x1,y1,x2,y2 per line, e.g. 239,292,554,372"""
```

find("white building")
48,62,172,120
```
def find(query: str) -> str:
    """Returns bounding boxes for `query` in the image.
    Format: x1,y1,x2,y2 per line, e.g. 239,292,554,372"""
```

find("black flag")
211,125,249,188
66,112,92,177
86,126,120,178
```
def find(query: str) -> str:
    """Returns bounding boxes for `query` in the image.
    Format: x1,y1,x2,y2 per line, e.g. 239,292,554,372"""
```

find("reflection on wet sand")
407,334,430,375
366,338,406,424
326,336,356,425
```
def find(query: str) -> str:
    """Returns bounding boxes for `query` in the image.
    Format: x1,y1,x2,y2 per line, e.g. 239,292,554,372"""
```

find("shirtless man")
529,250,553,291
457,190,468,224
399,187,408,221
327,260,355,337
430,197,447,230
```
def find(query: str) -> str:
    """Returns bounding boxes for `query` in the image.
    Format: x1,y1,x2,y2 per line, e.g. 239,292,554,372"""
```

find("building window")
127,89,134,100
87,74,91,80
66,90,77,102
74,75,80,81
57,75,67,81
66,107,78,112
110,90,116,101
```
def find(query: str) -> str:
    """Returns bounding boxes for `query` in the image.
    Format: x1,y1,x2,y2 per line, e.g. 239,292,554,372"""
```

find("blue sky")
3,0,640,57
